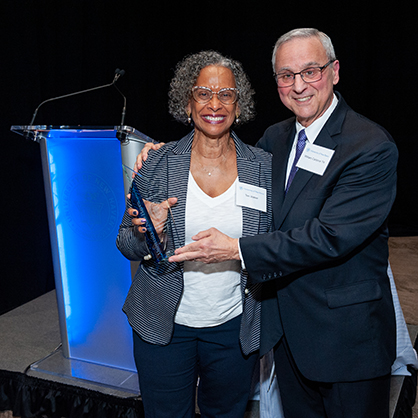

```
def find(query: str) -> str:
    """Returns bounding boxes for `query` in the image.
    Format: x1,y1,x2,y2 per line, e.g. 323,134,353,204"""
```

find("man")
169,28,399,417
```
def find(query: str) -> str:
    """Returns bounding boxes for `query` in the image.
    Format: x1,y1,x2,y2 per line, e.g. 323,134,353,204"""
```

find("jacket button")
244,288,249,295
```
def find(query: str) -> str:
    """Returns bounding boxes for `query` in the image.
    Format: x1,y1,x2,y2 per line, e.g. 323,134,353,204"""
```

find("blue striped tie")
285,129,307,194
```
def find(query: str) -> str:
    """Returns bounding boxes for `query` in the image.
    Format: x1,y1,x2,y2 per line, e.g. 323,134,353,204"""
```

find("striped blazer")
116,130,272,355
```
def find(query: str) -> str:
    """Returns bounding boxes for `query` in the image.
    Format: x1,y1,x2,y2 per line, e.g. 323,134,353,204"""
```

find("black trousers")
274,336,391,418
133,315,258,418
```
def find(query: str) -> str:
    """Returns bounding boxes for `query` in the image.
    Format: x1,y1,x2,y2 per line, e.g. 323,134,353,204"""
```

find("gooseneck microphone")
113,69,127,127
28,68,126,126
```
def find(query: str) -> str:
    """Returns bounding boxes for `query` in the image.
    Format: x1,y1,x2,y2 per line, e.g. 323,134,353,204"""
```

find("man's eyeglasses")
273,60,335,87
191,86,239,105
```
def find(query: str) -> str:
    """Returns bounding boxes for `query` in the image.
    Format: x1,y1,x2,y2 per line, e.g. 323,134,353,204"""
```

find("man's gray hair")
271,28,337,71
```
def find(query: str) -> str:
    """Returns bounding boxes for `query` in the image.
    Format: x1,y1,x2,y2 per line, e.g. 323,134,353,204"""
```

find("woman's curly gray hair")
168,50,255,125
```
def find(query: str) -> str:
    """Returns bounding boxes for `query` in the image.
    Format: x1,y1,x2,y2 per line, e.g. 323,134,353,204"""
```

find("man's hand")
133,142,165,175
168,228,240,263
128,197,177,235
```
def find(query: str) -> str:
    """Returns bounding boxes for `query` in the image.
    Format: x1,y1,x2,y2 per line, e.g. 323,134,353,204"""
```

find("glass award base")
29,346,140,395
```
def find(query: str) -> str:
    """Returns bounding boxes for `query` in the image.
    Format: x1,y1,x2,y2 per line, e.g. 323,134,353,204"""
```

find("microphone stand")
27,69,126,132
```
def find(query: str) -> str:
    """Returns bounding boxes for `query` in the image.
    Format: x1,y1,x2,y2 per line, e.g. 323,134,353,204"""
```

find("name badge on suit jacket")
297,143,335,176
236,181,267,212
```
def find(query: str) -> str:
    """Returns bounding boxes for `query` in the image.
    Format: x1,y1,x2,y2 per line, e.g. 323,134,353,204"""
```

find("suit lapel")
237,159,262,238
275,111,340,229
232,132,263,239
272,125,294,230
167,133,194,249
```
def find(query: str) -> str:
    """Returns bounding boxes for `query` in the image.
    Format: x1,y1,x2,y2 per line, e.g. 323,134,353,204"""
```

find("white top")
174,172,243,327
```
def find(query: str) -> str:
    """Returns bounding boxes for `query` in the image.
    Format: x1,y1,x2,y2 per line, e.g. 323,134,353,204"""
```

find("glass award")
123,165,175,263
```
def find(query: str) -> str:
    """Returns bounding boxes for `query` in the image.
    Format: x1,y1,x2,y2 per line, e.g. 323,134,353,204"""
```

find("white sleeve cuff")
238,239,246,270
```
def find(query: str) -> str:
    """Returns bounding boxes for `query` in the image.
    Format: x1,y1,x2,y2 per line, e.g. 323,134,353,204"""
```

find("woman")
116,50,272,418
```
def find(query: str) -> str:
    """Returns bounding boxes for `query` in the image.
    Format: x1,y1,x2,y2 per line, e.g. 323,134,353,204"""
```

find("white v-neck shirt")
174,172,243,327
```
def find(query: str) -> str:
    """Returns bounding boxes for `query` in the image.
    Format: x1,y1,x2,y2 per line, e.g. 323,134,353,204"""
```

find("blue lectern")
11,125,150,392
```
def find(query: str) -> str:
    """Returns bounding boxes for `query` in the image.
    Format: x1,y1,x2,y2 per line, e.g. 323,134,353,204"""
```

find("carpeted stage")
0,289,143,418
0,237,417,418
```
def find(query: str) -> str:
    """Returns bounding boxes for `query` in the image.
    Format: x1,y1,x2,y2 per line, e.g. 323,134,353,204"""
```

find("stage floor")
0,289,139,400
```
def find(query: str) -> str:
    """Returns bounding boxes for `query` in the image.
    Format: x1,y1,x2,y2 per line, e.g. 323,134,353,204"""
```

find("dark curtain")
1,1,417,314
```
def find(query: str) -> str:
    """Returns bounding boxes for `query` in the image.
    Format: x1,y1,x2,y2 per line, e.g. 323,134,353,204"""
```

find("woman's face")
186,65,238,140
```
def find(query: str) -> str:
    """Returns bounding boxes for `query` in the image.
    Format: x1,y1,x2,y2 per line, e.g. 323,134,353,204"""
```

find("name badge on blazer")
236,181,267,212
297,143,335,176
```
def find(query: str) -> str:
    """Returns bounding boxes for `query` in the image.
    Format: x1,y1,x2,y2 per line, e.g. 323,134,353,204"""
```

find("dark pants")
274,336,391,418
133,315,258,418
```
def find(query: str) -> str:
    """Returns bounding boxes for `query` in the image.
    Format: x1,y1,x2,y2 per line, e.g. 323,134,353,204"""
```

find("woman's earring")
187,112,192,124
235,113,240,124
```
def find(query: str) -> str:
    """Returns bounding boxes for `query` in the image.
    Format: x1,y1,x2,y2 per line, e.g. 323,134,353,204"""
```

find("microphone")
113,69,127,127
113,69,131,143
113,68,125,84
28,68,126,127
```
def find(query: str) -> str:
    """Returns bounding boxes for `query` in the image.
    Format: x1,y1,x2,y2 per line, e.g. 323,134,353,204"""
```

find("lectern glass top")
10,125,153,144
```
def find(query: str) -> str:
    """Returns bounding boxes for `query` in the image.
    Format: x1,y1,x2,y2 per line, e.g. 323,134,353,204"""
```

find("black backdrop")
1,1,417,314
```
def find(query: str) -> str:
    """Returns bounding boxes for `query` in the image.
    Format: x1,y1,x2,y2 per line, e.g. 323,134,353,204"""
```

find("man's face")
274,36,340,127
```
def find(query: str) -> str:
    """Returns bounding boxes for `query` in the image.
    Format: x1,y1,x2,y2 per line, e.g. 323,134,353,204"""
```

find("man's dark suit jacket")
240,92,398,383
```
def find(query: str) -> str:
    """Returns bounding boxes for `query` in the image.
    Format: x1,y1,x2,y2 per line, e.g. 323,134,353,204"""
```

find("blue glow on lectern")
45,129,135,371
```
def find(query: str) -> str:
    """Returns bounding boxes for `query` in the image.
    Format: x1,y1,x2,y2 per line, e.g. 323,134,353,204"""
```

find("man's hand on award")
133,142,165,175
128,197,177,236
168,227,240,264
